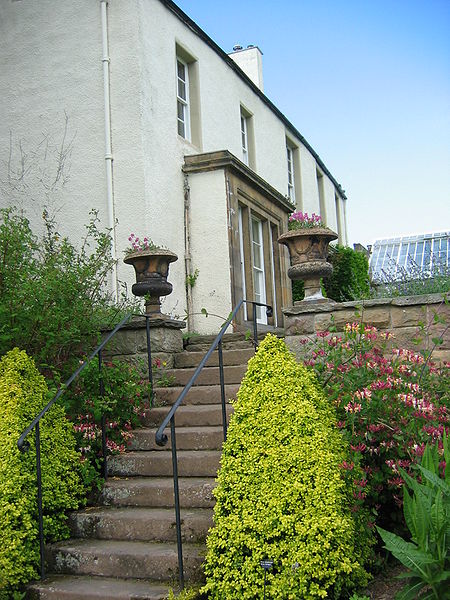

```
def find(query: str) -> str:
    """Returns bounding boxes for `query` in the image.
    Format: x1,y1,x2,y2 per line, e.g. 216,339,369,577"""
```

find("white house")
0,0,349,333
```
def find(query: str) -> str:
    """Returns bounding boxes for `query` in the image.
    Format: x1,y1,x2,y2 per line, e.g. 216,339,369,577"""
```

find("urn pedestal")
278,227,338,302
124,249,178,317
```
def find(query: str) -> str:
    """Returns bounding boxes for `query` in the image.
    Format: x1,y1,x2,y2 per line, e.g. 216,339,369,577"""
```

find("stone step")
69,506,212,543
174,347,254,369
143,403,233,428
108,450,221,477
153,383,240,406
46,538,205,582
130,426,224,451
164,364,247,386
101,477,216,508
27,575,171,600
183,332,253,350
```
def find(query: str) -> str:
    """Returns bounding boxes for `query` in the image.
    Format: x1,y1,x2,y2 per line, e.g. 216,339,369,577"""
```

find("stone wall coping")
283,293,448,316
102,315,186,332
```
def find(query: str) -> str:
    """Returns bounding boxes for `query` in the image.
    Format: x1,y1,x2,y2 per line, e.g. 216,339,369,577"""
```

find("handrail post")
99,351,108,480
35,422,45,579
146,316,154,402
253,304,258,351
218,339,227,441
170,416,184,589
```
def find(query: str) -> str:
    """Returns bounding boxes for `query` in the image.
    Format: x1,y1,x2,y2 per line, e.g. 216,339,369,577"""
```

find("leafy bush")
292,246,370,303
323,245,371,302
377,434,449,599
301,319,449,531
0,207,126,378
0,348,85,595
202,334,373,599
63,358,151,481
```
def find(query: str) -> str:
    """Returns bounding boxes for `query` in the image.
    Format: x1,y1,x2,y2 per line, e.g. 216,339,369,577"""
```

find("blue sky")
175,0,450,246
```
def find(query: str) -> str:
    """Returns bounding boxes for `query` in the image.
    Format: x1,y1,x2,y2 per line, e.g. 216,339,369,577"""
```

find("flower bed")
300,321,449,531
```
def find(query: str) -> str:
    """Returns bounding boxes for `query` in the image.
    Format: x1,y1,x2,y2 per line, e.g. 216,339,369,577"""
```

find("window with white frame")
286,145,295,202
240,111,249,165
176,58,190,141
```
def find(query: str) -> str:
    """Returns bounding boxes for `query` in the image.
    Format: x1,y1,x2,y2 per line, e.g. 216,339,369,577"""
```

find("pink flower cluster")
126,233,157,253
288,211,323,230
301,319,449,522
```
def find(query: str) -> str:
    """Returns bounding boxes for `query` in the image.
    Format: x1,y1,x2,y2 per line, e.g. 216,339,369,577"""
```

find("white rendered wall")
187,170,232,333
0,0,107,241
0,0,348,330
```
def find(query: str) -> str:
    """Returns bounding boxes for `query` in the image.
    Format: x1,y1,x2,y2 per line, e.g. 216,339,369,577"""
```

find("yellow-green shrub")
0,349,85,595
202,334,373,599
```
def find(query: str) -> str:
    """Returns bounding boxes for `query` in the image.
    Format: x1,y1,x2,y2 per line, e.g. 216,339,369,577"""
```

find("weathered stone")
361,307,391,328
284,314,315,335
285,335,312,360
315,309,358,331
106,329,139,356
391,293,449,306
390,326,423,351
391,306,426,328
427,323,450,350
431,349,450,364
137,326,183,353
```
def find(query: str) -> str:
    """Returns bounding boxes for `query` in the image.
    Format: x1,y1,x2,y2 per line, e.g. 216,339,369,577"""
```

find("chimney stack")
228,45,264,92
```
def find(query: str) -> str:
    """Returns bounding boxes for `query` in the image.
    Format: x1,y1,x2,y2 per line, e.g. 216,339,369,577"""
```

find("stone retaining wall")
103,317,185,374
283,293,449,363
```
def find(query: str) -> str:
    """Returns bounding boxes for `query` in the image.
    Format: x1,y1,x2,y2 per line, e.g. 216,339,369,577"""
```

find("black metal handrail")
155,299,272,589
16,310,156,580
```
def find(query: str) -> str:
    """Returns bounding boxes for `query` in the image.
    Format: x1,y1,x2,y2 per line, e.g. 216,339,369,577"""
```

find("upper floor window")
286,145,295,202
177,58,190,141
240,111,249,165
240,105,255,168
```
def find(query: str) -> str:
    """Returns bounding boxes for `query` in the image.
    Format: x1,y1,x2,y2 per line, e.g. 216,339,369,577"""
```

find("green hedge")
202,335,373,599
323,245,370,302
0,349,85,595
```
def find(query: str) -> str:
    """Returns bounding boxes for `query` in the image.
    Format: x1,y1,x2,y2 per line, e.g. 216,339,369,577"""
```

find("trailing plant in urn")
278,211,337,302
123,233,177,317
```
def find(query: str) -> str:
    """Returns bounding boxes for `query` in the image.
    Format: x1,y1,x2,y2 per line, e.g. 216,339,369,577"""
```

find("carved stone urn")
124,249,178,317
278,227,338,302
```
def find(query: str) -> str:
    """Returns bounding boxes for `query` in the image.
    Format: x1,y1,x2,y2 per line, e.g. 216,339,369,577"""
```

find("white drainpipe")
100,0,118,300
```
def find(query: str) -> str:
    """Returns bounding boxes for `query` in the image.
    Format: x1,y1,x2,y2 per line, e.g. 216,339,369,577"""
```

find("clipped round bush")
202,335,373,599
0,349,85,595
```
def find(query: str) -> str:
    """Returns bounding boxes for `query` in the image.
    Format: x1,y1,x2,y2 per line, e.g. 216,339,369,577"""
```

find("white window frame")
176,57,191,141
240,112,249,165
286,144,295,202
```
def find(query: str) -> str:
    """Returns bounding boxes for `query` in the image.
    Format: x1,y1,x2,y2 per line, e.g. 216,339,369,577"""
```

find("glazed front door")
250,216,267,324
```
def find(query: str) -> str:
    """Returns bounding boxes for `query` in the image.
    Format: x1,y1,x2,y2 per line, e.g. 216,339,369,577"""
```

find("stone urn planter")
124,249,178,317
278,227,338,302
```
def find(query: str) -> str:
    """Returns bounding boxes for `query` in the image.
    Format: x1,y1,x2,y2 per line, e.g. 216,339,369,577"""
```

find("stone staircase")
28,335,255,600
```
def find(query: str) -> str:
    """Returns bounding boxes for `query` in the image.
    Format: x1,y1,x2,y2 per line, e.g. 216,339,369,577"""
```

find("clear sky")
174,0,450,247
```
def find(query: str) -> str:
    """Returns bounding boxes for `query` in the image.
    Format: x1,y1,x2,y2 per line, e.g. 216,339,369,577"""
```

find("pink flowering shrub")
63,359,150,486
288,210,323,230
301,321,449,530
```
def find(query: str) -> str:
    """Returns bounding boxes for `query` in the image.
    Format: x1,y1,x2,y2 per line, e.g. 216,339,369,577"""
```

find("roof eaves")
160,0,347,200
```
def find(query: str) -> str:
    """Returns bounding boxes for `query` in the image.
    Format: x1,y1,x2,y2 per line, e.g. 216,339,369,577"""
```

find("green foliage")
323,245,371,302
292,279,305,303
186,268,200,289
0,207,127,378
303,317,449,532
377,434,450,600
202,334,374,599
0,349,85,594
63,358,151,484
